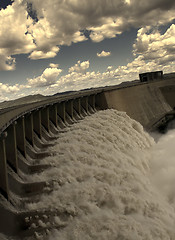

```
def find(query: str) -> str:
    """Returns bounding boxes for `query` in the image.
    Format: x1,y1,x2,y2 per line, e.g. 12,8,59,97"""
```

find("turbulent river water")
2,109,175,240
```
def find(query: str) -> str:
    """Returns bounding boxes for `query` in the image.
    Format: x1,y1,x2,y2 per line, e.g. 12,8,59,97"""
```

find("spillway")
1,109,175,239
1,77,175,239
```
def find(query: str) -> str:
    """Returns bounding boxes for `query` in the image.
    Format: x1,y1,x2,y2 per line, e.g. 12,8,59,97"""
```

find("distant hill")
0,94,47,109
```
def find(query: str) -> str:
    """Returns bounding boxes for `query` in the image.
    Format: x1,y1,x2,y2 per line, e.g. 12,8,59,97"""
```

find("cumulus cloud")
46,46,175,95
133,24,175,66
0,1,35,55
88,17,124,42
29,46,60,60
97,50,111,57
0,0,175,67
40,62,134,95
27,67,62,87
0,57,155,100
0,0,35,70
27,0,175,48
1,51,175,101
44,70,118,95
0,83,20,94
1,0,175,99
68,60,90,74
49,63,59,68
28,0,175,46
0,82,25,102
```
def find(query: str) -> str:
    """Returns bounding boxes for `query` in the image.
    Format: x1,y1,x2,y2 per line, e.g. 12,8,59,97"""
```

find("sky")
0,0,175,101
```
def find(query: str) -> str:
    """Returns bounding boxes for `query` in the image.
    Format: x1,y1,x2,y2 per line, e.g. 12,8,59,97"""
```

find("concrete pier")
16,117,26,157
0,137,9,200
5,124,18,172
49,104,58,128
25,114,34,147
66,100,74,119
58,102,66,123
41,107,50,132
73,98,82,118
33,110,42,139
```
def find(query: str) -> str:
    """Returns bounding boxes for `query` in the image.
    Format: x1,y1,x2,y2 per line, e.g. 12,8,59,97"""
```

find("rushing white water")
22,109,175,240
150,126,175,208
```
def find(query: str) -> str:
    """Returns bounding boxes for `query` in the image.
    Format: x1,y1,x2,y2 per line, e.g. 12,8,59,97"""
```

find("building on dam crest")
139,71,163,82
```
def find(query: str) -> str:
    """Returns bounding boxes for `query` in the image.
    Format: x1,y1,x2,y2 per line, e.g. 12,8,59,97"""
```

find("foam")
24,109,175,239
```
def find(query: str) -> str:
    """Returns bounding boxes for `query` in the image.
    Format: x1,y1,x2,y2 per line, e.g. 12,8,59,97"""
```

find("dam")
0,74,175,239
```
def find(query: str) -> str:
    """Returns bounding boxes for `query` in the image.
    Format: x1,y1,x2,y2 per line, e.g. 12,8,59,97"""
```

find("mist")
150,125,175,207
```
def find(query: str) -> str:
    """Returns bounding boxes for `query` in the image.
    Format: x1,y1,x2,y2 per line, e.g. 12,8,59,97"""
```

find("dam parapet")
0,74,175,238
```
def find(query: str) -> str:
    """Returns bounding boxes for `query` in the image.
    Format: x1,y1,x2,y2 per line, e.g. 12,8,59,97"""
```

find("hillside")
0,94,47,109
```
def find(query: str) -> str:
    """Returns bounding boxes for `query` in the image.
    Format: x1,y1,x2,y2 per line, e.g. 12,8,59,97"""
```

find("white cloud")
26,2,87,56
0,0,175,66
89,17,123,42
0,82,24,102
40,63,129,95
1,0,175,100
97,50,111,57
0,1,35,55
0,1,35,70
133,24,175,66
72,31,87,43
45,48,175,95
49,63,59,68
29,46,60,60
68,60,90,74
106,66,113,72
25,0,175,48
27,67,62,87
44,71,117,95
1,50,175,101
0,83,20,93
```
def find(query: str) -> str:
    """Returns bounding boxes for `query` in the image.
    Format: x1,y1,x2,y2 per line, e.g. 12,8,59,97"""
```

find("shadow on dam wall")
96,78,175,131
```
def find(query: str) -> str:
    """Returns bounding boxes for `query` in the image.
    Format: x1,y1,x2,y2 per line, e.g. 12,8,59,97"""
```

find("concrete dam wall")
96,78,175,130
0,77,175,238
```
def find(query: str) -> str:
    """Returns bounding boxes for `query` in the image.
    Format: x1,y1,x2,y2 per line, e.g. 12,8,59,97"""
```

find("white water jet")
23,109,175,240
